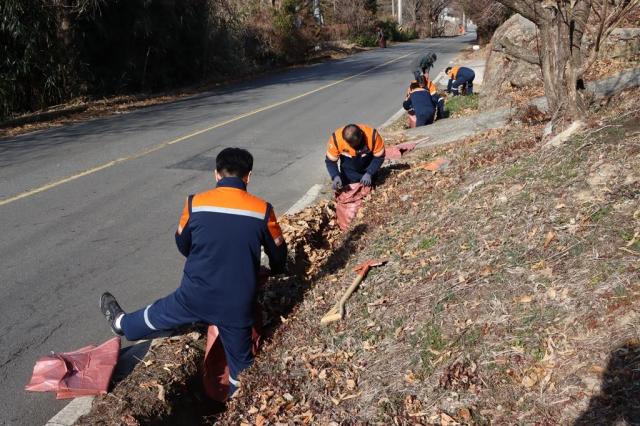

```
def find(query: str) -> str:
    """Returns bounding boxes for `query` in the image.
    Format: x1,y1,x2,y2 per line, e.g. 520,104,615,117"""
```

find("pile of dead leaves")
584,55,640,81
76,331,206,426
510,104,548,125
279,200,341,278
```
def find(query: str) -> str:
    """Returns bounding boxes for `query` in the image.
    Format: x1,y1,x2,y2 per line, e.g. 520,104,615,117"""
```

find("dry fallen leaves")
543,231,556,249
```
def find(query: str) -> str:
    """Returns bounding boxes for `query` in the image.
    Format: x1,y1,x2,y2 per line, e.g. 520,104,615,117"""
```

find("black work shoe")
100,292,125,336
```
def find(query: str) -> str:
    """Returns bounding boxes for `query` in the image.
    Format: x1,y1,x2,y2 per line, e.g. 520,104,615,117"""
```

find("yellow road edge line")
0,50,416,207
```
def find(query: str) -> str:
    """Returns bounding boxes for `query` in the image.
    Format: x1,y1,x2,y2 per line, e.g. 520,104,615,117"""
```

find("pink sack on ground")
335,183,372,231
26,337,120,399
407,113,417,128
385,142,418,160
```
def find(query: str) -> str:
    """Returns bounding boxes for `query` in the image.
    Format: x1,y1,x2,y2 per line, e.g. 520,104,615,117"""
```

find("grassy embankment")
78,89,639,425
219,89,639,425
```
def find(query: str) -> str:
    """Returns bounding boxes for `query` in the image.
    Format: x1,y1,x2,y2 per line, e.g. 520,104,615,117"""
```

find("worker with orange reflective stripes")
100,148,287,396
412,71,445,120
325,124,385,190
446,65,475,96
403,81,437,127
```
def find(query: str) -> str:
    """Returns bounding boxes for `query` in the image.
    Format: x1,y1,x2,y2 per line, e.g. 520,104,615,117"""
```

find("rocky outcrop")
480,15,640,110
601,28,640,60
480,14,542,109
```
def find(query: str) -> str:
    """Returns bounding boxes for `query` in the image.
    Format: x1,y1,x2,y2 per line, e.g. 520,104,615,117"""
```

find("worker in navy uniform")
99,147,287,396
403,81,437,127
325,124,386,190
446,65,476,96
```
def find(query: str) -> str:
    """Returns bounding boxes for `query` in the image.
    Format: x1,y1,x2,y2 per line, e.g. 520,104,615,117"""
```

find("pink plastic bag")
407,113,417,128
335,183,372,231
385,142,417,160
26,337,120,399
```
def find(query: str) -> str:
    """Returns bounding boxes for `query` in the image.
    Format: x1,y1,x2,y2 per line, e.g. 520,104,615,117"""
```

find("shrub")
377,19,419,42
350,33,378,47
243,0,319,65
0,0,323,119
0,0,77,118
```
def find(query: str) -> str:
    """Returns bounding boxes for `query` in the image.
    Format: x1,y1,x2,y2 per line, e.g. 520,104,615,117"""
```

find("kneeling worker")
403,81,437,127
99,147,287,396
413,70,445,120
445,65,476,96
325,124,385,190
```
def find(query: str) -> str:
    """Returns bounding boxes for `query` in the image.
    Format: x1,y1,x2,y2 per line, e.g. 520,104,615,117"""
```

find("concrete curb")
45,396,94,426
285,184,324,216
379,108,406,130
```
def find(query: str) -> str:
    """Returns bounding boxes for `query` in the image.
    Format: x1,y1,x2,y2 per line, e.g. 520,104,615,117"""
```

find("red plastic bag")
385,142,417,160
203,313,262,402
407,113,417,128
25,337,120,399
335,183,372,231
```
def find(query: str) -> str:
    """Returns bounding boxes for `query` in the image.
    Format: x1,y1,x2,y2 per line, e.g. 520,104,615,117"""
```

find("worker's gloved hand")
332,175,343,190
360,173,372,187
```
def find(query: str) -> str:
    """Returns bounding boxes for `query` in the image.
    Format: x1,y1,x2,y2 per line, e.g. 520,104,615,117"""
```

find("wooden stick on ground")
321,259,386,325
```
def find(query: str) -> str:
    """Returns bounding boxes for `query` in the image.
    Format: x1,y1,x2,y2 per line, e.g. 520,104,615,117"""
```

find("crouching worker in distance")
403,81,437,127
99,147,287,397
423,76,446,120
325,124,386,190
446,65,476,96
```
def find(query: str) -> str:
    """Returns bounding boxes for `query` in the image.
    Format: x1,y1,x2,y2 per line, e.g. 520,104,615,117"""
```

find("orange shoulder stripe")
192,188,268,218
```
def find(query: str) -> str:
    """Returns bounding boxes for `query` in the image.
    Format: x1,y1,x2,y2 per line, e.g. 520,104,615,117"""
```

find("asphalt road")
0,34,475,425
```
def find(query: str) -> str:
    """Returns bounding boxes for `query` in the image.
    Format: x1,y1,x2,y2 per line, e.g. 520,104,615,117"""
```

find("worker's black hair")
409,82,421,90
445,66,452,74
342,124,364,148
216,147,253,177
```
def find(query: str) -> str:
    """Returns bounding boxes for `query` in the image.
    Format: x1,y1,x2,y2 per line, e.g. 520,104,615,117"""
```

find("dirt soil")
458,44,490,61
77,88,639,425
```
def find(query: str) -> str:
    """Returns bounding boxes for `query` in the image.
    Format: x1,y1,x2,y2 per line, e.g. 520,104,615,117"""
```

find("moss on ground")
445,93,479,118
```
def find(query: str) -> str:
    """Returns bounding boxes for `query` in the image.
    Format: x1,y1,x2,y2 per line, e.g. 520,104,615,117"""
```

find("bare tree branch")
497,0,547,22
493,36,541,64
580,0,640,74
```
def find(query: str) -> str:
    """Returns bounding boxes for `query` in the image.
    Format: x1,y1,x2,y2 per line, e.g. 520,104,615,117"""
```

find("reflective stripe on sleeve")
143,305,157,331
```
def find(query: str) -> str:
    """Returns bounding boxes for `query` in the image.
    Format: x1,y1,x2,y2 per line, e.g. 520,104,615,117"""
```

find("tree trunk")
495,0,597,133
538,4,590,130
425,19,433,38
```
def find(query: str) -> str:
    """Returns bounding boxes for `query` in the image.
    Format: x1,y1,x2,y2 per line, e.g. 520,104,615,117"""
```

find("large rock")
601,28,640,60
481,15,640,110
480,14,542,109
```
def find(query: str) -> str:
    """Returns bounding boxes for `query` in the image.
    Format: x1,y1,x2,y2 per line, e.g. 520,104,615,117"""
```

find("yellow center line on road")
0,49,417,207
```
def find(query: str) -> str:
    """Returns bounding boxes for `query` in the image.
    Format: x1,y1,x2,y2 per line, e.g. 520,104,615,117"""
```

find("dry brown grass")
218,89,640,425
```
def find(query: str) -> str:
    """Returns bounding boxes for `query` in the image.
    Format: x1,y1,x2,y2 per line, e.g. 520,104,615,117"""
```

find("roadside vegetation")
443,93,479,118
0,0,422,122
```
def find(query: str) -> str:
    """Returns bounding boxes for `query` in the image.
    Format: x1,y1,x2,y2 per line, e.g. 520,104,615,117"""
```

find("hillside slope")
218,90,640,425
